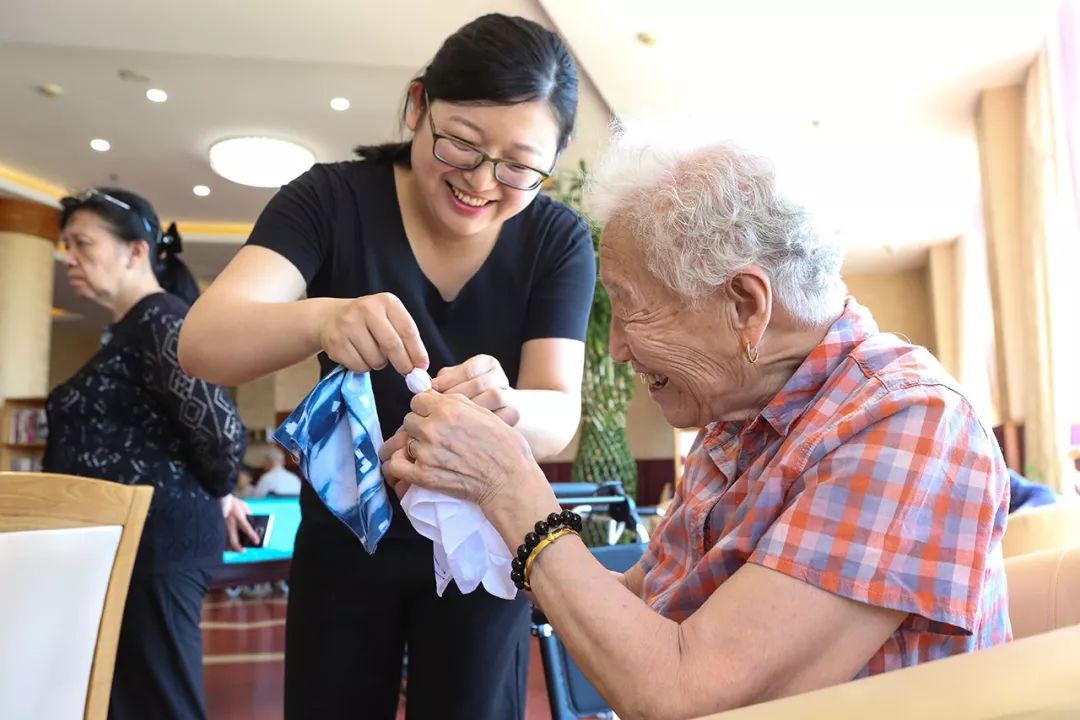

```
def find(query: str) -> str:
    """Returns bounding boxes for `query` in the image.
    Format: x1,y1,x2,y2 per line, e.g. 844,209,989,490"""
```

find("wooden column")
0,198,59,405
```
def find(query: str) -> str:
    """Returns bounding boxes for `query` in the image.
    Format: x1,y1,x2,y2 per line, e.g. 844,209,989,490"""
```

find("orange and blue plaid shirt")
639,299,1011,677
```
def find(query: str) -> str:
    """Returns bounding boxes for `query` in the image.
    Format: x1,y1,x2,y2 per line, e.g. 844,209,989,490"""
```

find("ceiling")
542,0,1058,268
0,0,1060,329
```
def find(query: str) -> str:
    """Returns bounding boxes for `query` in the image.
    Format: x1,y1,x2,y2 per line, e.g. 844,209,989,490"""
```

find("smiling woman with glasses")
179,13,595,720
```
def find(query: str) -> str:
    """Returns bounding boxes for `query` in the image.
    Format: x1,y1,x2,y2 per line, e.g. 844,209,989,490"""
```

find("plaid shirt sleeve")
748,383,1010,635
639,430,703,577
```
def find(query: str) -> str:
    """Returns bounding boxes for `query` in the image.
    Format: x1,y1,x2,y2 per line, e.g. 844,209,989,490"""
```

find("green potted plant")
547,161,637,500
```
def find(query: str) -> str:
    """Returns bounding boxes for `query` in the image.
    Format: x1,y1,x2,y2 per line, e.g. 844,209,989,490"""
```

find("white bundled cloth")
399,369,516,600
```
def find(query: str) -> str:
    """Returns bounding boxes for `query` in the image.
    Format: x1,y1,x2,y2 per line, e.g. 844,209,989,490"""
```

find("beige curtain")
978,32,1080,492
978,85,1027,426
928,217,1000,430
1023,39,1080,493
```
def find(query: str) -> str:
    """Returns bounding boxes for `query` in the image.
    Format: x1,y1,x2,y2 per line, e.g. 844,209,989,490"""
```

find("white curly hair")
585,133,846,326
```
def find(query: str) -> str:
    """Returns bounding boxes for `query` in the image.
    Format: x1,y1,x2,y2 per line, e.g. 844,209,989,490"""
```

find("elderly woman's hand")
381,392,560,544
383,392,531,505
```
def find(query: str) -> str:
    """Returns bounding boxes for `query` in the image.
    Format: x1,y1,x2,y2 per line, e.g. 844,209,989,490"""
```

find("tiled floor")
201,592,559,720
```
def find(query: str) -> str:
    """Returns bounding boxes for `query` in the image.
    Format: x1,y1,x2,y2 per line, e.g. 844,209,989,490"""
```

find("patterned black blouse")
44,292,247,572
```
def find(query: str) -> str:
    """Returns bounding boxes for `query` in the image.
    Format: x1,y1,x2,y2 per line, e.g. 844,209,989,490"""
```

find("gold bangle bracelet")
522,527,578,591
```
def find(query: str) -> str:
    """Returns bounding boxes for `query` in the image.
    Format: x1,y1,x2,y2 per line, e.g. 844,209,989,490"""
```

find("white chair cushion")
0,525,122,720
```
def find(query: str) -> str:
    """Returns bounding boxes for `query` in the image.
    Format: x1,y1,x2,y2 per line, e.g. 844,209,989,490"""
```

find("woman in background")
44,188,251,720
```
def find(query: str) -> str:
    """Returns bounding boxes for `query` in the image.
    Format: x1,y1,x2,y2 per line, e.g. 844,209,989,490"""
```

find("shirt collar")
705,297,878,446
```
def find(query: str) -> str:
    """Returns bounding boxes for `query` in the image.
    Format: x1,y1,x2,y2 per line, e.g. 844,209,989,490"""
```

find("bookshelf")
1,397,47,472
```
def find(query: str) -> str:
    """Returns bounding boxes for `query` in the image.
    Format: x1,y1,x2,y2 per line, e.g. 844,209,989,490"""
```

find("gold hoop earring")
744,341,759,365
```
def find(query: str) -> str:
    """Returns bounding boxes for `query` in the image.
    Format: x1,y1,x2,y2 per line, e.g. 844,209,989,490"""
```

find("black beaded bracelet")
510,510,583,590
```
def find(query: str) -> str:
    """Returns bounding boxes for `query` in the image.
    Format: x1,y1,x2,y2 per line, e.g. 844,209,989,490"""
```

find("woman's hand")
431,354,520,426
220,494,261,552
378,430,413,498
318,292,428,374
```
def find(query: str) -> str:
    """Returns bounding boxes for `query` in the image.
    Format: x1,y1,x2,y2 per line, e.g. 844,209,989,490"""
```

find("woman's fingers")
222,497,260,551
470,388,513,412
225,517,242,552
438,373,498,399
368,307,421,375
493,405,521,427
382,294,429,370
236,511,261,546
379,429,408,463
384,447,421,494
432,354,499,392
348,325,389,371
323,329,370,373
320,292,428,374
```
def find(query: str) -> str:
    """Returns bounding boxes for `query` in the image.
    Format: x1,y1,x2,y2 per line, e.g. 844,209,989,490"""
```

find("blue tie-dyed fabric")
274,366,391,553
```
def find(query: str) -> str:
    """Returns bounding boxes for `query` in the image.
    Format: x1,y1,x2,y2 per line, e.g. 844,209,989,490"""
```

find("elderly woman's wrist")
485,464,562,550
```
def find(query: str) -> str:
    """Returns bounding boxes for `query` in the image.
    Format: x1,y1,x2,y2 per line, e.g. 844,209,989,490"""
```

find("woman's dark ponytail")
352,140,413,166
155,223,201,306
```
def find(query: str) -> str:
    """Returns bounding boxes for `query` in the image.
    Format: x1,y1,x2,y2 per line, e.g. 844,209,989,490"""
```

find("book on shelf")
8,457,43,472
7,409,48,445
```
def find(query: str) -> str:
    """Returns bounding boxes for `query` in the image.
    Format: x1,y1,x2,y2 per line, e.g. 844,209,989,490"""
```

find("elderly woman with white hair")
380,139,1012,719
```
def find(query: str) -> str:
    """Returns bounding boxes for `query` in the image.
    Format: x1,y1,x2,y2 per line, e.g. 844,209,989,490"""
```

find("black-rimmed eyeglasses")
425,92,553,191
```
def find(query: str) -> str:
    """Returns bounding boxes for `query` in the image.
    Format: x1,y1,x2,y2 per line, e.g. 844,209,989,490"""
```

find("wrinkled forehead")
599,221,648,298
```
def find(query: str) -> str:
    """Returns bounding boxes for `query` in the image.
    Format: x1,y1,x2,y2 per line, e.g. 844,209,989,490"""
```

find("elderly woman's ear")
723,266,772,346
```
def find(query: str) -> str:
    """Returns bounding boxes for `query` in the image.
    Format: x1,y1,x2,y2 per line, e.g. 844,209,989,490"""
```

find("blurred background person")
249,447,302,497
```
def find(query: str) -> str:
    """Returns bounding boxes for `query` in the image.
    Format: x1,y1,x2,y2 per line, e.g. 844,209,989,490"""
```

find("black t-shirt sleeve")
244,164,338,283
524,207,597,342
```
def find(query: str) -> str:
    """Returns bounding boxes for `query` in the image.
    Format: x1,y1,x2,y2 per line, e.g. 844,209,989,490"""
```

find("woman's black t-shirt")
245,160,595,544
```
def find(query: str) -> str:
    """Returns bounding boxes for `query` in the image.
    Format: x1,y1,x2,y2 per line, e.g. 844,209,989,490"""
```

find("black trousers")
108,568,210,720
285,521,531,720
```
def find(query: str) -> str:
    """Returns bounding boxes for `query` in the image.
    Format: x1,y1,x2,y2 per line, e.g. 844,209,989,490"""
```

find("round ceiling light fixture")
146,88,168,103
192,184,211,197
209,137,315,188
90,138,111,152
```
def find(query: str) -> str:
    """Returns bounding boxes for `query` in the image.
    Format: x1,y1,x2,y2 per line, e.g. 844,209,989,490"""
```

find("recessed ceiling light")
636,31,657,46
146,88,168,103
330,97,351,111
192,184,211,197
90,138,111,152
209,137,315,188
